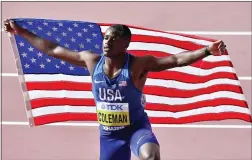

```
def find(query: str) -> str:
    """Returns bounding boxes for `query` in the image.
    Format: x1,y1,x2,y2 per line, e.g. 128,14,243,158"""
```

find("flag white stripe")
168,66,235,76
100,26,213,46
128,42,228,62
27,90,246,105
31,105,249,118
24,74,241,90
128,42,186,54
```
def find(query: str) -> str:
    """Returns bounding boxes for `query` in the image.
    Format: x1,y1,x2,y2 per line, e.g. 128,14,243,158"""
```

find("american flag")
9,18,252,126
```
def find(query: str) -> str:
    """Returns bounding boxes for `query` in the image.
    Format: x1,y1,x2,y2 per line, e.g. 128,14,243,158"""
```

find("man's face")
102,28,128,57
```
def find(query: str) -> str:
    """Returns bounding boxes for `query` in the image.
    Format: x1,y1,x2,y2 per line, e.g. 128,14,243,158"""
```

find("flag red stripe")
26,82,92,91
30,98,248,111
144,85,243,98
131,35,204,50
26,81,243,98
145,98,248,111
149,112,252,124
129,51,233,69
148,71,237,83
33,112,251,126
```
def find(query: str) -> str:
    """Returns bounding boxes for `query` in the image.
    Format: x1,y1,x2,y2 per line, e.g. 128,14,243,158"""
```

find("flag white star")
88,24,94,28
58,22,63,27
30,58,36,63
55,64,60,69
52,27,58,31
19,42,24,47
69,66,74,71
77,32,82,37
82,28,88,32
95,44,100,49
43,22,48,26
24,63,30,68
62,32,67,36
74,49,79,52
40,63,45,68
92,33,98,37
73,23,78,27
60,60,66,65
32,30,37,34
21,52,27,57
79,43,84,49
27,22,33,25
64,43,70,48
37,26,42,30
86,38,92,43
37,52,43,57
56,37,61,42
68,27,73,32
46,58,51,63
46,32,52,36
28,47,34,52
70,37,76,42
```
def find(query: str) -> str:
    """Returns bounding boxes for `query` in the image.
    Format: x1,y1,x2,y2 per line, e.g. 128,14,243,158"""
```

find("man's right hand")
3,19,23,35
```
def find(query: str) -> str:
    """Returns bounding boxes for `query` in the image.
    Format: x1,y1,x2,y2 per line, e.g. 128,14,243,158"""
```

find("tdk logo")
101,104,123,111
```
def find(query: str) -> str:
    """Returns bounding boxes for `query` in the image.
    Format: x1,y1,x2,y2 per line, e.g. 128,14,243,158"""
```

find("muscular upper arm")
139,55,179,72
49,46,99,68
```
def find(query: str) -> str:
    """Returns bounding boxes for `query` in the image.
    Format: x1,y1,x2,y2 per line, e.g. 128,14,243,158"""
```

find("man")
3,19,226,160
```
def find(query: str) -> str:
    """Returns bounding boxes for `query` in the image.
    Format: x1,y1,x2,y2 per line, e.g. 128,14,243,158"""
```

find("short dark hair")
108,24,131,40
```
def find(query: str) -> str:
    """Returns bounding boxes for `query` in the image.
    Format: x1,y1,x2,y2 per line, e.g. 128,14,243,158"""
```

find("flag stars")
60,60,66,65
74,49,79,52
43,22,48,26
64,43,70,48
79,43,84,49
73,23,78,27
92,33,98,37
69,66,74,71
88,24,94,28
27,21,33,25
28,46,34,52
19,42,24,47
77,32,82,37
56,37,61,42
70,37,76,42
40,63,45,68
30,58,36,63
46,58,51,63
68,27,73,32
58,22,63,27
61,32,67,36
32,30,37,34
37,26,43,30
82,28,88,32
46,32,52,36
21,52,28,57
24,63,30,68
52,27,58,31
86,38,92,43
37,52,43,57
55,64,60,69
95,44,100,49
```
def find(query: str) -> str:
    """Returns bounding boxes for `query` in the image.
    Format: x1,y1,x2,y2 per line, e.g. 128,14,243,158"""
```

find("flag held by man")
8,18,252,126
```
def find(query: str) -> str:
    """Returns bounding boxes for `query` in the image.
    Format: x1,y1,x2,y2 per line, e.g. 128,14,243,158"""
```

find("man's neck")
104,52,127,78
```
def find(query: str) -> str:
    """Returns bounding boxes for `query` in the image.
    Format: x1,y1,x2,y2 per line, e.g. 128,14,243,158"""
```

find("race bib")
96,102,130,126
